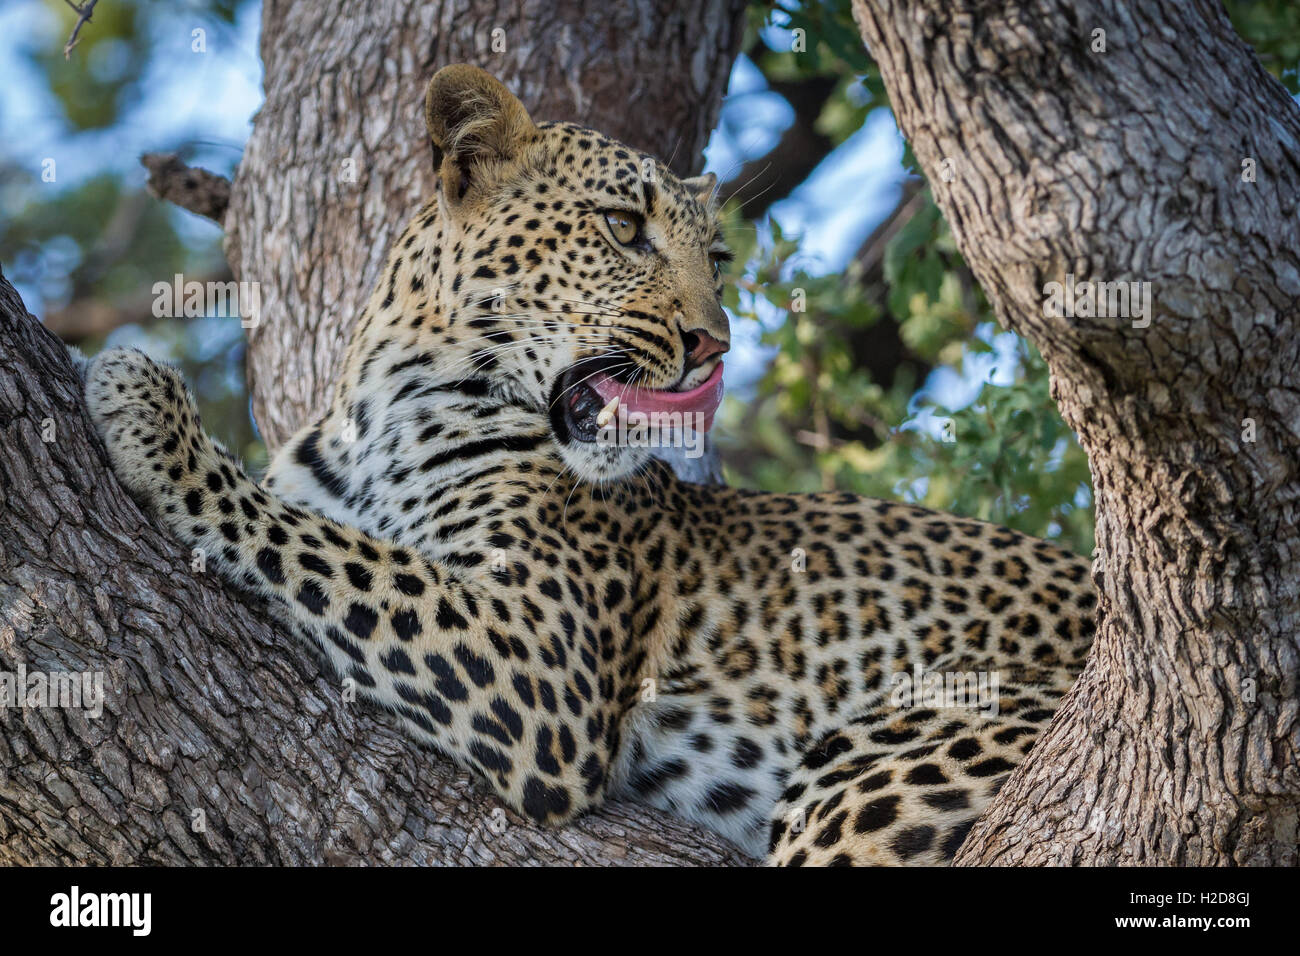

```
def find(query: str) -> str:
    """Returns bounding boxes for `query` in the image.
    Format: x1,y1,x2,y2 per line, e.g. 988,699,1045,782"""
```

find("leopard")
82,64,1096,865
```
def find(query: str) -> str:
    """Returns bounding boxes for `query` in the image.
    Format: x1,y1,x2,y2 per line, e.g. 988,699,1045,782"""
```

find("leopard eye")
711,258,721,282
604,211,641,246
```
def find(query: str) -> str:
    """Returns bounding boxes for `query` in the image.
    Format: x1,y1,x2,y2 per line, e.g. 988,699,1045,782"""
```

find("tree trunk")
0,269,748,865
225,0,746,482
853,0,1300,864
0,0,754,865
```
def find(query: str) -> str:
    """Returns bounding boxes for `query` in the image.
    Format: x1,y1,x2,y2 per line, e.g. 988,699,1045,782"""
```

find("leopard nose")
680,327,728,370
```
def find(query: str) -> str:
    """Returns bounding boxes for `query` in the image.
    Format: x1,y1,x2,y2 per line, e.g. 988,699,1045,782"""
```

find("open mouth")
549,357,725,444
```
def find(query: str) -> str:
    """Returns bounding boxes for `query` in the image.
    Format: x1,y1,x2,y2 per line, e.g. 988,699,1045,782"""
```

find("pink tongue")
589,362,725,432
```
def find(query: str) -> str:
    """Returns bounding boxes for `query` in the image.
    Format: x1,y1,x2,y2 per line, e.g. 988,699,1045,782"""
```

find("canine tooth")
595,395,620,428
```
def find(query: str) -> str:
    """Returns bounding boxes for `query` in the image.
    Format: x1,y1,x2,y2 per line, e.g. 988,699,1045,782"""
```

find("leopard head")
423,65,731,482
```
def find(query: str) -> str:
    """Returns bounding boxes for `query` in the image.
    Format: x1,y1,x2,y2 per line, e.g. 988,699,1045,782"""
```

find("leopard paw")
85,347,200,510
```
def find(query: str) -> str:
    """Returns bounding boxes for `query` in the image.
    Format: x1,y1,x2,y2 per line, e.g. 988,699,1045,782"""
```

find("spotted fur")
84,66,1095,864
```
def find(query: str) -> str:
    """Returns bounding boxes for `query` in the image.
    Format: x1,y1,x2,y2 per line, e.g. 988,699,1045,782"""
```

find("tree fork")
853,0,1300,864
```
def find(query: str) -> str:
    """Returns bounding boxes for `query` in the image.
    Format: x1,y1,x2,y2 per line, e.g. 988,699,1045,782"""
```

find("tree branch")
42,268,233,343
140,154,230,225
62,0,100,59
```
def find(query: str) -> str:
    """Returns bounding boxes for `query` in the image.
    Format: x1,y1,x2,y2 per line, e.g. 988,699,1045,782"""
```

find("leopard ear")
424,65,535,202
680,172,719,208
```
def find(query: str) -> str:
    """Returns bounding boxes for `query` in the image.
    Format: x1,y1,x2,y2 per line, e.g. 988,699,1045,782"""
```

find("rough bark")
225,0,747,483
854,0,1300,864
0,268,750,865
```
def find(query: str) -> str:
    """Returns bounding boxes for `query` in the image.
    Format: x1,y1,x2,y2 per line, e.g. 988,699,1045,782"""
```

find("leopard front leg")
85,347,606,825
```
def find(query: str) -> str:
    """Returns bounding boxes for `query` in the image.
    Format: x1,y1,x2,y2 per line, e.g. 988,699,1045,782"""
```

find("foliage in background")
1230,0,1300,94
719,189,1095,554
717,0,1298,556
